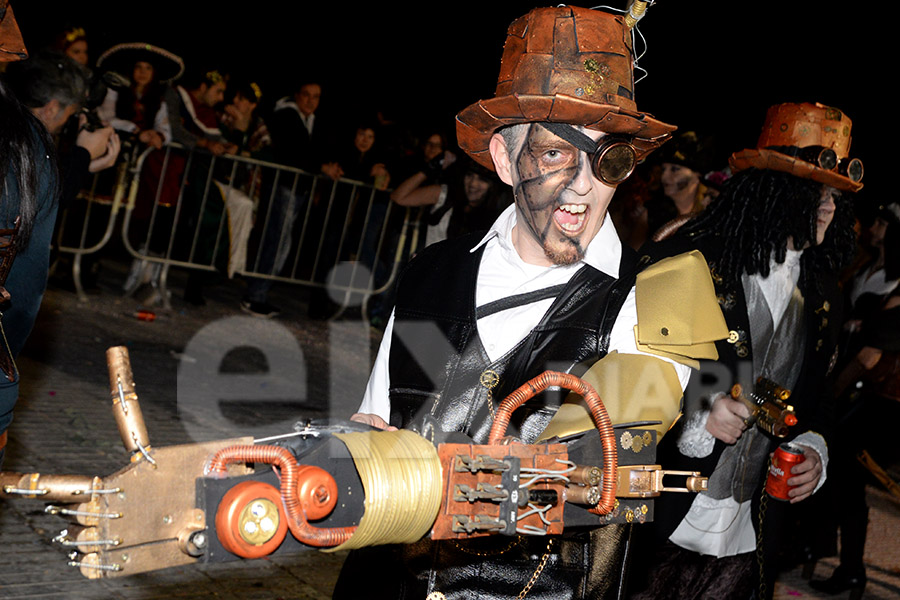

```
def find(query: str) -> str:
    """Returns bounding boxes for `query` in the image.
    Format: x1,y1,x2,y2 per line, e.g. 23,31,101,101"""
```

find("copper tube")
106,346,150,454
207,445,355,547
0,472,97,501
488,371,618,516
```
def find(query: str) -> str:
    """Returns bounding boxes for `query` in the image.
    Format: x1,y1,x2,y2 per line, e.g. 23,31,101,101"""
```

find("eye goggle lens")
841,158,864,183
818,148,837,170
592,143,636,185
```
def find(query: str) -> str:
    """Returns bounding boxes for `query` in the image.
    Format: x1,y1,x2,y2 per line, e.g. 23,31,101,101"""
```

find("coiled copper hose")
208,445,355,547
487,371,618,515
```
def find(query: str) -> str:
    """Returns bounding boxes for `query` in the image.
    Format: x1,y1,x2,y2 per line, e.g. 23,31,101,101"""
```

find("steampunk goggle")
539,122,637,185
787,145,865,185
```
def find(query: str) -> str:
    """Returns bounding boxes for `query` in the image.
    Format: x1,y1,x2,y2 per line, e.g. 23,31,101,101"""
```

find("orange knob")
784,413,798,427
215,480,288,559
294,465,338,520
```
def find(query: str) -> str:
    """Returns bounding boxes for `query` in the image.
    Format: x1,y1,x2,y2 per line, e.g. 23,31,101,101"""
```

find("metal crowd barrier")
54,142,421,313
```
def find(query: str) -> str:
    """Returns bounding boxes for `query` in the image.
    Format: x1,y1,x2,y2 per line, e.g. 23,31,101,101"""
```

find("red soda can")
766,443,805,500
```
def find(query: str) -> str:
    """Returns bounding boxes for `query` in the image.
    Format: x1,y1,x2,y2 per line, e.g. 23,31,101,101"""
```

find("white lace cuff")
788,432,829,494
677,407,716,458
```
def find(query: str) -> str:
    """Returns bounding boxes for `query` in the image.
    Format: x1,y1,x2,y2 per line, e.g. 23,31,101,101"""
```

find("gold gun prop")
0,346,707,579
730,377,797,438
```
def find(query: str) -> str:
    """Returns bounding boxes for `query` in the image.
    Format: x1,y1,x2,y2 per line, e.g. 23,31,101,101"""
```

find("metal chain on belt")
756,460,770,600
518,538,555,599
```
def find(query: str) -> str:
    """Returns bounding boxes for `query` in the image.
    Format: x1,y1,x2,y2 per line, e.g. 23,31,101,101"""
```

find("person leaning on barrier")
239,79,339,319
629,102,862,600
94,42,185,151
215,79,270,280
335,6,729,599
165,68,236,156
163,68,238,305
0,1,59,467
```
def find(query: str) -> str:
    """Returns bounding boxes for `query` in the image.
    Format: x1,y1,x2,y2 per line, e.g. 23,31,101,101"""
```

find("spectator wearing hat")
50,24,88,67
642,130,720,242
631,102,863,599
220,80,269,156
337,6,728,599
95,42,185,150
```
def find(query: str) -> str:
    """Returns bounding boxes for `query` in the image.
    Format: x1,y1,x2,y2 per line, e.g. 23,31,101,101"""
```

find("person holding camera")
6,50,120,212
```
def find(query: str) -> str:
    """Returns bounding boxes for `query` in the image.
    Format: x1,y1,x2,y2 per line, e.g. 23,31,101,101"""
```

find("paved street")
1,258,899,599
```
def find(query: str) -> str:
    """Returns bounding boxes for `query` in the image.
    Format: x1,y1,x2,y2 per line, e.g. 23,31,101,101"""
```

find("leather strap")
475,283,567,320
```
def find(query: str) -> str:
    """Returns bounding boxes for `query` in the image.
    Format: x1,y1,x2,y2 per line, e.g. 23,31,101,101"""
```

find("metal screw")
162,515,172,524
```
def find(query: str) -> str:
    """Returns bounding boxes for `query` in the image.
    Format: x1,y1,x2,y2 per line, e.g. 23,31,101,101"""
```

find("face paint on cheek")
512,125,578,248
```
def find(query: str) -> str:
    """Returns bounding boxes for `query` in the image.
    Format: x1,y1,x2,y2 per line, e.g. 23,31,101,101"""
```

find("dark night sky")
13,1,884,197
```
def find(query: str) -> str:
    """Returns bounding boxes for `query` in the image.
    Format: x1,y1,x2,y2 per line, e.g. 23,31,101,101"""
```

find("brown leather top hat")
730,102,864,192
456,5,675,171
0,0,27,62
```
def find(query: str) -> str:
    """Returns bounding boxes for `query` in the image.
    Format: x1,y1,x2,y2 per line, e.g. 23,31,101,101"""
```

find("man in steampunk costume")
339,5,727,599
630,102,862,599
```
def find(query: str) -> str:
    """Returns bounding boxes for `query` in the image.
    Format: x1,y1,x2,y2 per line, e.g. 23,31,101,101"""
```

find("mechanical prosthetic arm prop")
0,346,708,579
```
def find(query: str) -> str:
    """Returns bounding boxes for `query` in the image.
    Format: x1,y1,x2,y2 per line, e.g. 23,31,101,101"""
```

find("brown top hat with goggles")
0,0,27,62
730,102,864,192
456,5,675,182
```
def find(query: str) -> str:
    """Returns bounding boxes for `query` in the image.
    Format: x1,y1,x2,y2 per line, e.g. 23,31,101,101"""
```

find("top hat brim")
456,93,676,171
0,4,27,62
729,148,863,193
96,43,185,83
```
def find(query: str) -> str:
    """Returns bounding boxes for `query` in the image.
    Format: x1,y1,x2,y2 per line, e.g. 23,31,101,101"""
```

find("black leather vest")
333,233,642,600
388,232,638,443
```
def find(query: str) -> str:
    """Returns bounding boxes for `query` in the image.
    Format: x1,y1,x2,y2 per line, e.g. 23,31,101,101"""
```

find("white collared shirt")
357,205,691,420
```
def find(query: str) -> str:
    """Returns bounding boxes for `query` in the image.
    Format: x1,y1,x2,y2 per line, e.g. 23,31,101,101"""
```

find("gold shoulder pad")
634,250,728,369
537,352,683,441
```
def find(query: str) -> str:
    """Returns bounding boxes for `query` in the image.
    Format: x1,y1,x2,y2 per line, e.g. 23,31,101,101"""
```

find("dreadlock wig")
678,168,856,294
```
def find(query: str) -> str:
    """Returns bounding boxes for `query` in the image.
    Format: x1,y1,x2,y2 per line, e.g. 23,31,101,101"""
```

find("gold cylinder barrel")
106,346,150,454
568,465,603,487
0,472,97,502
565,485,601,506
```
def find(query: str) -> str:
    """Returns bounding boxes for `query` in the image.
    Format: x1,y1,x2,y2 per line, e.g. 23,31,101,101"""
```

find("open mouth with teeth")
553,203,588,235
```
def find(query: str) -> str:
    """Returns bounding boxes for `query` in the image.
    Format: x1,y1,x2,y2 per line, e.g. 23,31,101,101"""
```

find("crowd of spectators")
10,23,523,320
